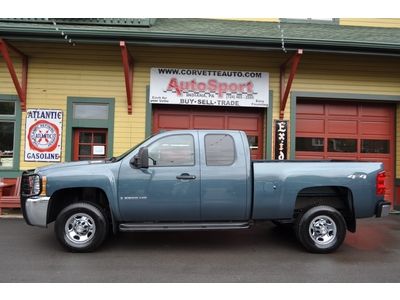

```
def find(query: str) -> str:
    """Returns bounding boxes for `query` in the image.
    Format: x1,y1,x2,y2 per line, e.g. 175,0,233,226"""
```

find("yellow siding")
0,42,142,170
340,18,400,28
1,42,400,176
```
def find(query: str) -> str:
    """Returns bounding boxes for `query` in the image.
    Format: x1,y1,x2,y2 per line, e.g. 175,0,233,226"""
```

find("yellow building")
1,18,400,210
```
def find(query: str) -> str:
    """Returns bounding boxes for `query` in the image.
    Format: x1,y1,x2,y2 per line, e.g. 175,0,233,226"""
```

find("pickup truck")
20,130,391,253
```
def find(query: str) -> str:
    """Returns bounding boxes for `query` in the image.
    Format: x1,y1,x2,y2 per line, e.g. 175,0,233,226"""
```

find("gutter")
1,24,400,56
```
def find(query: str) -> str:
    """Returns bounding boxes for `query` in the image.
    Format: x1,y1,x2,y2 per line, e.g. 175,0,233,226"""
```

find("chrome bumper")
24,196,50,227
376,201,391,218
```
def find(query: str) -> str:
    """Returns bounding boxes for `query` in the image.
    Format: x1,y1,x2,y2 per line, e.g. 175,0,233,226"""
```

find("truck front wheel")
295,205,346,253
55,202,109,252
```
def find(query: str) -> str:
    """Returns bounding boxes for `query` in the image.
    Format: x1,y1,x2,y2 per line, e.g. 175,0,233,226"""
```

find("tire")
294,205,346,254
55,202,109,252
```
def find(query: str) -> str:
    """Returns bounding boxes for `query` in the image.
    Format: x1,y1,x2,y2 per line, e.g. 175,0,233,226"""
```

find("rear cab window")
205,134,236,166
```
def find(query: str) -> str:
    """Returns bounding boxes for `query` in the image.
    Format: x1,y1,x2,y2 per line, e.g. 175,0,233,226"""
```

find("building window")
328,138,357,153
73,103,109,120
73,128,108,161
0,97,20,170
296,137,324,152
361,140,390,154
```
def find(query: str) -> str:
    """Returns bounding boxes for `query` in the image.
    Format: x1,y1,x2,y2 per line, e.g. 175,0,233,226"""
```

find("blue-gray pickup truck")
20,130,391,253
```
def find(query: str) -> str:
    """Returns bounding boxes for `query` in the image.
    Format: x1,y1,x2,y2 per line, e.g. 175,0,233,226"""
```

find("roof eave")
1,27,400,56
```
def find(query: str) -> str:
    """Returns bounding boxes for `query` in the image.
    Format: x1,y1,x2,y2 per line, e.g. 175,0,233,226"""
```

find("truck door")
118,133,201,221
199,132,250,221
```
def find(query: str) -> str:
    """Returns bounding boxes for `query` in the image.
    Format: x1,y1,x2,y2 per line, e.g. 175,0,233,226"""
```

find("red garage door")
153,105,264,159
296,100,395,204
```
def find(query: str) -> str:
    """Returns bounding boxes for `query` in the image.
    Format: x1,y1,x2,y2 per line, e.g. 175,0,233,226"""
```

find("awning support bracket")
0,39,28,111
280,49,303,120
120,41,134,115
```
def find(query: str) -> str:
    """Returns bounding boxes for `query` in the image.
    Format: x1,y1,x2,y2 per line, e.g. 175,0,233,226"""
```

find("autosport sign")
150,68,269,108
25,109,63,162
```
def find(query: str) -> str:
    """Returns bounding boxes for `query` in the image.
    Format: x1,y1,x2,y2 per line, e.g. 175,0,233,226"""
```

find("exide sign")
150,68,269,108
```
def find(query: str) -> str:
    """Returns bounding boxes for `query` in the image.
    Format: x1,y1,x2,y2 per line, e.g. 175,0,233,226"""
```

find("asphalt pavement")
0,215,399,282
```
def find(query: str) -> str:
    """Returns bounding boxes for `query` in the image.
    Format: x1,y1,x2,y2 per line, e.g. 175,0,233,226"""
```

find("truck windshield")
107,134,155,162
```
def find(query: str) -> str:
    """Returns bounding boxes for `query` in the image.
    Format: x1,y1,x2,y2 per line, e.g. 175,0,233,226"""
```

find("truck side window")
147,134,195,167
205,134,235,166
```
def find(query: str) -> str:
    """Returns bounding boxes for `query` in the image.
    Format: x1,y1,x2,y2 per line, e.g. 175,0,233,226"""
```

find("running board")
119,221,252,232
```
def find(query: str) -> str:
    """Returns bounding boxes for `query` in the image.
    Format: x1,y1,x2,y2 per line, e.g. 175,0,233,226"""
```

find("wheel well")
47,187,112,226
294,186,356,232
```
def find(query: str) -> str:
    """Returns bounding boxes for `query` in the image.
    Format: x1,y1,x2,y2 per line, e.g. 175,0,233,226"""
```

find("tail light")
376,171,386,196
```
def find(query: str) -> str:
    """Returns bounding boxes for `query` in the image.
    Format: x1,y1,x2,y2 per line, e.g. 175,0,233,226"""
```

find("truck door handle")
176,173,196,180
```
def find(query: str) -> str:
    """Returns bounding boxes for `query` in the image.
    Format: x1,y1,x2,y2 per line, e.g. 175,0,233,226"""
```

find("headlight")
22,171,46,197
25,174,43,196
32,175,41,195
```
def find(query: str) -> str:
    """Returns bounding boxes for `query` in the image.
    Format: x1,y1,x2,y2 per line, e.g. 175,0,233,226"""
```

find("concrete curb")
0,214,23,219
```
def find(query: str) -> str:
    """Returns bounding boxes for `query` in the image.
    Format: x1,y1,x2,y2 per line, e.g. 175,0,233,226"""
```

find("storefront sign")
25,109,63,162
275,120,288,160
150,68,269,108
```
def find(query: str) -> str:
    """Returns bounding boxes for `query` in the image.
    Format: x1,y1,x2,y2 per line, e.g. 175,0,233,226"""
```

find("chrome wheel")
308,215,337,245
64,213,96,244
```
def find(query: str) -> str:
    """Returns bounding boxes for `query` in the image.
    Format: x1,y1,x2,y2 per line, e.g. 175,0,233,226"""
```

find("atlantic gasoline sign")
25,109,63,162
150,68,269,108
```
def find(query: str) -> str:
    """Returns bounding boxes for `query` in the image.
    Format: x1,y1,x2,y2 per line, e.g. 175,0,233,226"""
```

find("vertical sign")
275,120,288,160
25,109,63,162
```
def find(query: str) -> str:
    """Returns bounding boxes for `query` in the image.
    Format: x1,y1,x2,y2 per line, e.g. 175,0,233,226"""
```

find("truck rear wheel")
295,205,346,253
55,202,109,252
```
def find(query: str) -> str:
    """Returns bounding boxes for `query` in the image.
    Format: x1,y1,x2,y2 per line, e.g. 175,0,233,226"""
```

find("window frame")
66,97,115,162
0,95,21,176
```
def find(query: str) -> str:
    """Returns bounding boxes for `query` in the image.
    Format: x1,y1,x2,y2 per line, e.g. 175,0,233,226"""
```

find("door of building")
72,128,108,161
296,100,395,204
153,105,265,159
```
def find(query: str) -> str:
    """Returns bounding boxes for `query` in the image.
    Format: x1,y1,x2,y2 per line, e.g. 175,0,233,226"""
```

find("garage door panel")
193,115,225,129
327,120,358,135
227,116,259,131
296,153,325,160
359,121,391,135
326,155,358,161
327,104,358,116
297,102,324,115
297,119,325,134
158,114,190,129
360,105,392,118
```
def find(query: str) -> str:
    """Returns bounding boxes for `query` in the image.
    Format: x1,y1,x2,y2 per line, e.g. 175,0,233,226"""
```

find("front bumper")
376,201,391,218
21,196,50,227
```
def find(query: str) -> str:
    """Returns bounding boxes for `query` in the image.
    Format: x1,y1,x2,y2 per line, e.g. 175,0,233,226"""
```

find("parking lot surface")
0,215,399,282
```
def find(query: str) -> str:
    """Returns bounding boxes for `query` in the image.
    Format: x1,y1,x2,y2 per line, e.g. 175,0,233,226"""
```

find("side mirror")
131,147,149,169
